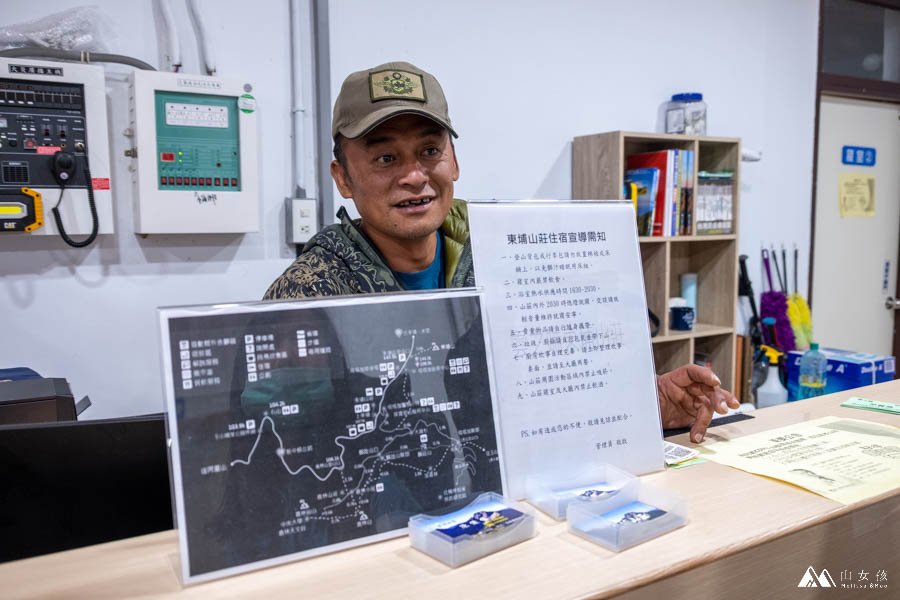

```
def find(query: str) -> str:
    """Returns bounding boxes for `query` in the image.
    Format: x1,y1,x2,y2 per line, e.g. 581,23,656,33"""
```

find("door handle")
885,297,900,310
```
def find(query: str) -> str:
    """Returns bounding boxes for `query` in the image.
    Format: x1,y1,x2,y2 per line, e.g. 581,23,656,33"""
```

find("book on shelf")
626,150,670,237
669,150,678,237
696,171,734,235
625,167,659,236
626,149,694,237
680,150,694,236
673,149,695,236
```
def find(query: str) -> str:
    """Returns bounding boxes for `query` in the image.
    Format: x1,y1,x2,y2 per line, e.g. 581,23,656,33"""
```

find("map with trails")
160,291,503,582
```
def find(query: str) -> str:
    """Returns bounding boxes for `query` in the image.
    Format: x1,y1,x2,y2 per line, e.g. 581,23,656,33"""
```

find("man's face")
331,114,459,249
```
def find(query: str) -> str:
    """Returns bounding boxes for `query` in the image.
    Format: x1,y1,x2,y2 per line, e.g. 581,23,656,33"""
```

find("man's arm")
657,364,740,443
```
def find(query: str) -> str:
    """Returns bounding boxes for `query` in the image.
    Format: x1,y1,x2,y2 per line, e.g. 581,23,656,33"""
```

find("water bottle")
799,342,828,399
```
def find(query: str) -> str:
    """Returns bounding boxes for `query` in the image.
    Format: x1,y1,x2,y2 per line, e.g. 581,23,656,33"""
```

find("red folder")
626,151,670,236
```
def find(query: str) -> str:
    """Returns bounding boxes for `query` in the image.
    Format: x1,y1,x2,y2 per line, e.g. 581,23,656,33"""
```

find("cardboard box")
786,347,896,401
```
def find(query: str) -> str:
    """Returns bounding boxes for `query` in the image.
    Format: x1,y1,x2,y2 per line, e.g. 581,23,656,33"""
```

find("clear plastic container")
798,342,828,399
567,483,687,552
525,463,638,520
408,492,536,567
665,93,706,135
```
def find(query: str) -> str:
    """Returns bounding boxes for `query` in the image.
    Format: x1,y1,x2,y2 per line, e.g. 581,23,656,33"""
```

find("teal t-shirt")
394,232,444,290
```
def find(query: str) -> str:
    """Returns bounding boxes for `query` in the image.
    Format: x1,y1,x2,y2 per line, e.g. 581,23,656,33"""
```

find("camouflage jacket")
263,199,475,299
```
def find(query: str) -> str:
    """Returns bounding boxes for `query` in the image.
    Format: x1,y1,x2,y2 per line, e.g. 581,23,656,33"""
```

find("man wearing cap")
265,61,739,443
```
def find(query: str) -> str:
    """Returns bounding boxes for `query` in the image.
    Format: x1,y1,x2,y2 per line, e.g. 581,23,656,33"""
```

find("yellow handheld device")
0,186,44,232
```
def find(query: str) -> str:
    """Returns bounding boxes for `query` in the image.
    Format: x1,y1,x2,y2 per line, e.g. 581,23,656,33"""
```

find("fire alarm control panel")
128,70,260,234
0,58,113,242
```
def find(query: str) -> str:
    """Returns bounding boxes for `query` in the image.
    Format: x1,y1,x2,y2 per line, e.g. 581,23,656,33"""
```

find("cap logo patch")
369,70,427,102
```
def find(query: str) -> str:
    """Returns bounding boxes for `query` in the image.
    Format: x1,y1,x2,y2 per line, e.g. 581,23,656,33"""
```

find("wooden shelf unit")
573,131,741,391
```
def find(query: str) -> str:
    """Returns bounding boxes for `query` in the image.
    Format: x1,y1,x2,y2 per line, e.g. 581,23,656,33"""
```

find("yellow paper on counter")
701,416,899,504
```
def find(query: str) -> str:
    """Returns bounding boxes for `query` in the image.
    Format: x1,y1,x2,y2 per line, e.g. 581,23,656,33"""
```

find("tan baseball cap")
332,61,457,139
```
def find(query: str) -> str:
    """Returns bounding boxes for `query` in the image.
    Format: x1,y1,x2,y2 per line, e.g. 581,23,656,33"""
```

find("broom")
760,248,795,351
787,245,813,349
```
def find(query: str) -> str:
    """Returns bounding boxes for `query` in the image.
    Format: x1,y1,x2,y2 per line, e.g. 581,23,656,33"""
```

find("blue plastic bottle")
798,342,828,399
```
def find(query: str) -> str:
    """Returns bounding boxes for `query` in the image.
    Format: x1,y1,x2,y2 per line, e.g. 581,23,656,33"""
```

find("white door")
811,96,900,356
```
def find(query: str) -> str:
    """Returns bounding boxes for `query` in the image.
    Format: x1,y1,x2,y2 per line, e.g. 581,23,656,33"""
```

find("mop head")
761,291,796,351
788,293,813,350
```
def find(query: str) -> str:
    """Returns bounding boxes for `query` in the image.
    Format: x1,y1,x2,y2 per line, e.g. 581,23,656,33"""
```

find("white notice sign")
468,201,664,498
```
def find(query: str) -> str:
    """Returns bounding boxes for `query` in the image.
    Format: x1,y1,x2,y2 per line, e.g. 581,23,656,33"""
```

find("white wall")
329,0,820,314
1,0,303,419
1,1,820,419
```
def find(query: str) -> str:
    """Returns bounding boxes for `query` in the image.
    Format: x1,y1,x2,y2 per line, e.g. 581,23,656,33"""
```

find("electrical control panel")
0,58,113,237
129,71,259,234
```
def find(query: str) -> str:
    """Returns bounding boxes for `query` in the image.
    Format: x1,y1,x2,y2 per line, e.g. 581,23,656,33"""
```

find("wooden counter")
2,383,898,599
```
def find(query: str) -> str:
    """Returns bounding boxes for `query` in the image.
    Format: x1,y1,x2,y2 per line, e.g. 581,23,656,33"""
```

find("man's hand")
657,364,740,444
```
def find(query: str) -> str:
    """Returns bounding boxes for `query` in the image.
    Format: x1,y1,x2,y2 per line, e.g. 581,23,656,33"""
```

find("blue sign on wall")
842,145,876,166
